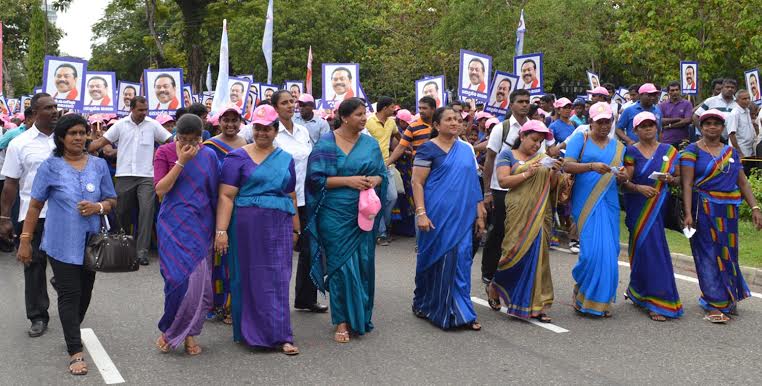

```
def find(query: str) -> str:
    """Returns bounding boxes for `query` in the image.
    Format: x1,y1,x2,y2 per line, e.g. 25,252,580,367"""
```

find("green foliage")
739,169,762,222
25,6,48,90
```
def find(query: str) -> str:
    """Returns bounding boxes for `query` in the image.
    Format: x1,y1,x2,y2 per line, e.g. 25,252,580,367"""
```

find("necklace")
700,140,730,174
335,130,358,144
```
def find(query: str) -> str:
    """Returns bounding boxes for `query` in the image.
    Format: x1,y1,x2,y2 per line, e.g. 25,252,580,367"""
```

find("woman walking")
681,109,762,323
411,106,485,330
154,114,219,355
203,107,247,323
215,104,300,355
563,102,626,317
487,120,561,322
622,112,683,321
306,98,387,343
19,114,117,375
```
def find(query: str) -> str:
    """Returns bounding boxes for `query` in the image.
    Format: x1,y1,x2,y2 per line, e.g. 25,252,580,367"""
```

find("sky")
55,0,109,59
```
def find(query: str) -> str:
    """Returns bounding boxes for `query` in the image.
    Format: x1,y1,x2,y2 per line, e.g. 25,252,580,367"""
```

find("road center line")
471,297,569,333
80,328,125,384
616,261,762,299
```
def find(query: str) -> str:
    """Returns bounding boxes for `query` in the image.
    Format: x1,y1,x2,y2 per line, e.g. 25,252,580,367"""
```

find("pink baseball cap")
520,119,553,140
475,111,493,121
638,83,659,94
633,111,657,128
219,104,242,119
586,86,610,96
14,113,25,121
460,111,469,120
589,102,613,122
699,109,726,124
251,104,279,126
396,109,414,124
156,113,175,125
358,188,381,231
537,108,549,118
485,117,500,129
297,93,315,104
553,97,572,109
4,122,17,130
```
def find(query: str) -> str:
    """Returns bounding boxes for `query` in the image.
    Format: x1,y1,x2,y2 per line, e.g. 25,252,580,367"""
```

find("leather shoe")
295,303,328,313
139,256,149,266
28,321,47,337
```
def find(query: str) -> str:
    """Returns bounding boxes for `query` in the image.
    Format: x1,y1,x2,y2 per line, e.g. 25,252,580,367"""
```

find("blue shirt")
549,119,575,142
31,156,117,265
570,115,586,128
293,114,331,145
0,124,27,150
617,101,662,142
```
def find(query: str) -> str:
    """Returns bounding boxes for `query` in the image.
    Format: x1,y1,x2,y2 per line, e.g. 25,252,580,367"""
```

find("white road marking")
550,246,572,254
471,297,569,333
616,261,762,299
80,328,125,384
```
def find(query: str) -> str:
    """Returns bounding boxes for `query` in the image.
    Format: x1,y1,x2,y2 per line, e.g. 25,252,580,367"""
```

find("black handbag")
84,216,139,272
663,190,685,232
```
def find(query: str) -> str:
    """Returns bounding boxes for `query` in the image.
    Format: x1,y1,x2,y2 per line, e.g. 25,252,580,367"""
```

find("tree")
175,0,213,91
25,6,49,90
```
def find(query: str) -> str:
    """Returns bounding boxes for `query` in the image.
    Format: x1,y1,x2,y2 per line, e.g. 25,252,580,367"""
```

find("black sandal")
534,313,552,323
469,321,482,331
485,284,501,311
412,305,426,319
69,357,88,376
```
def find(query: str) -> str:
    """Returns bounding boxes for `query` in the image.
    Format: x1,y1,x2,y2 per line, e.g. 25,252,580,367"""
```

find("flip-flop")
334,331,350,343
648,312,667,322
282,343,300,355
703,313,730,324
184,343,202,356
155,336,170,353
534,313,552,323
69,357,88,376
485,284,501,311
469,321,482,331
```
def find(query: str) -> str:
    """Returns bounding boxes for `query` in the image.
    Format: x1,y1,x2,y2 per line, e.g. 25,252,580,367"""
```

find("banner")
415,75,446,112
586,71,600,90
211,19,230,114
485,71,518,116
82,71,117,114
262,0,274,84
515,9,525,57
458,49,492,103
680,61,698,96
514,53,543,95
745,68,760,103
306,46,313,95
322,63,359,109
42,56,88,110
143,68,184,117
285,81,304,100
116,81,140,115
227,76,251,112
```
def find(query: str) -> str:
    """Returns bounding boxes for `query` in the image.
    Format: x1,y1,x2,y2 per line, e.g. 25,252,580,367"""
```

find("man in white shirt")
88,96,172,265
0,93,57,337
726,90,756,160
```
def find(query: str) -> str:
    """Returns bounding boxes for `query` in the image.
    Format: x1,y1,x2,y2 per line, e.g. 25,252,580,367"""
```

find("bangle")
522,172,527,179
293,230,301,235
753,206,760,211
0,216,10,220
19,233,32,239
175,160,185,168
483,192,492,197
216,230,226,236
589,163,593,171
415,211,426,217
415,207,426,215
97,202,104,215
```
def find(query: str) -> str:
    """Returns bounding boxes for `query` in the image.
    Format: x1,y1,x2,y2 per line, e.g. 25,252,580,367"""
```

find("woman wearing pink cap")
563,102,627,317
681,109,762,323
306,98,387,343
486,120,561,322
214,104,300,355
411,106,485,330
621,111,683,321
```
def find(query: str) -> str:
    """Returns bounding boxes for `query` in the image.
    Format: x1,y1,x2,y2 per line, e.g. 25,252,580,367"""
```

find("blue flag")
515,9,526,57
262,0,274,84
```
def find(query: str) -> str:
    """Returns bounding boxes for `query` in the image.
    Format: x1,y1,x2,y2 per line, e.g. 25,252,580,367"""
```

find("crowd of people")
1,74,761,376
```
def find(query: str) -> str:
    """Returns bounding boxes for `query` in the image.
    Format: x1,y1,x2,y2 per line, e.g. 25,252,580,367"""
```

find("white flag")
515,9,526,57
205,64,212,92
211,19,229,114
306,46,313,95
262,0,274,84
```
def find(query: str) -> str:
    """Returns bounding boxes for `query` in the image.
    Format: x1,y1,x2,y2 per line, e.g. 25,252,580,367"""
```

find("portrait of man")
289,84,301,100
154,74,179,109
747,71,761,101
22,96,31,110
591,75,600,89
520,59,539,89
684,65,696,90
230,82,245,108
458,50,492,103
144,68,184,115
85,76,111,106
415,75,445,112
330,67,354,101
464,58,486,92
423,81,442,107
43,57,87,110
204,96,213,112
322,64,359,108
513,53,543,94
183,86,193,107
493,78,511,109
118,83,138,112
264,88,274,101
7,99,18,114
53,63,79,100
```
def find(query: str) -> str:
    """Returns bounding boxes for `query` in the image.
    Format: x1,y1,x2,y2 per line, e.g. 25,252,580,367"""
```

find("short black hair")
54,63,78,78
154,73,176,88
509,89,530,103
188,102,208,117
30,93,52,111
468,58,485,72
423,81,439,91
53,114,89,157
23,107,33,117
539,94,555,103
668,81,681,90
629,84,640,93
88,76,108,88
175,114,203,137
521,59,536,70
231,82,245,91
376,96,395,112
419,96,436,109
130,96,147,109
175,107,188,120
124,85,136,95
331,67,353,80
723,78,738,87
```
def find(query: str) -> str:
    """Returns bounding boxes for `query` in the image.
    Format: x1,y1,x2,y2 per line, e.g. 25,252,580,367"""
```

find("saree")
156,145,219,348
623,144,683,318
565,134,624,316
307,132,387,334
680,143,750,313
493,151,554,318
202,137,236,317
225,148,297,348
413,141,482,329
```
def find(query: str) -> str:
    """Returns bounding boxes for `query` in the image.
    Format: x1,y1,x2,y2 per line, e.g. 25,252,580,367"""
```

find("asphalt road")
2,237,762,385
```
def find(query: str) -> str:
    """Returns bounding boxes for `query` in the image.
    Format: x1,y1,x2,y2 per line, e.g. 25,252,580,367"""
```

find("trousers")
49,256,96,355
115,176,155,255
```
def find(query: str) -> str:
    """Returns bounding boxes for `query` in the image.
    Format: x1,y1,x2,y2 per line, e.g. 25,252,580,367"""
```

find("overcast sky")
55,0,108,59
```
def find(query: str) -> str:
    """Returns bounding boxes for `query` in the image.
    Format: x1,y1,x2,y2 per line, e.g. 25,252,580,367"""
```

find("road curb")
617,242,762,287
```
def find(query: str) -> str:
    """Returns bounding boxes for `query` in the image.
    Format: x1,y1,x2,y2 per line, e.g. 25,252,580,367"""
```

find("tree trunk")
145,0,167,67
175,0,211,91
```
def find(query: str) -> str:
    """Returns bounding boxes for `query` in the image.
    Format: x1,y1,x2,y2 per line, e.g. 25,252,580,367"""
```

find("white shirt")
274,122,312,207
104,116,172,178
487,116,555,191
1,125,54,220
726,106,756,157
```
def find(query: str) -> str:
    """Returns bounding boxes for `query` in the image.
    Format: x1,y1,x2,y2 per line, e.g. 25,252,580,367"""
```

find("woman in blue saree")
154,115,219,355
563,102,627,317
202,107,247,323
411,107,485,330
622,112,683,321
214,105,300,355
307,98,387,343
681,109,762,324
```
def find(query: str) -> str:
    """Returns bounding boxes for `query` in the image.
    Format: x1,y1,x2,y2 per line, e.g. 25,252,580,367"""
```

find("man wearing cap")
293,94,331,145
693,78,738,129
549,98,575,142
659,81,693,148
726,89,756,161
88,96,173,266
366,97,399,246
481,89,556,283
616,83,662,145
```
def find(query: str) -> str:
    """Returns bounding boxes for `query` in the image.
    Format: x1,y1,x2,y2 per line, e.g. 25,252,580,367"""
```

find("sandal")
334,331,350,343
184,340,202,356
69,356,88,376
155,335,170,353
223,314,233,325
534,313,552,323
602,311,612,318
648,312,667,322
282,343,300,356
485,284,501,311
703,312,730,324
412,305,426,319
469,321,482,331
